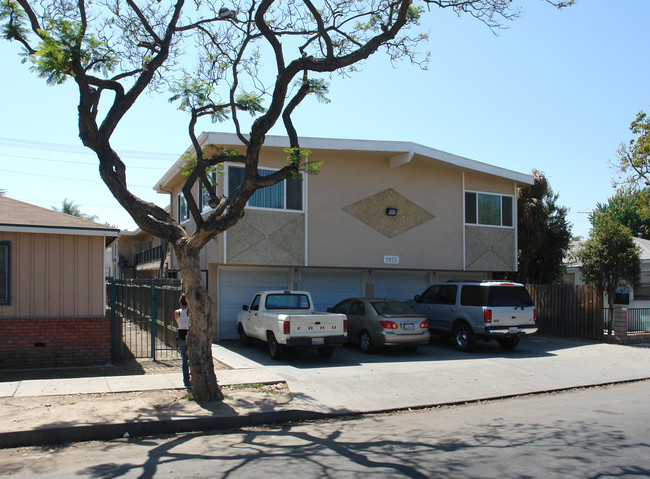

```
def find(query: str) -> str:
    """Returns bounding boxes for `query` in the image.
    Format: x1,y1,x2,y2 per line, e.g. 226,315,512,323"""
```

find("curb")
3,377,649,449
0,409,333,449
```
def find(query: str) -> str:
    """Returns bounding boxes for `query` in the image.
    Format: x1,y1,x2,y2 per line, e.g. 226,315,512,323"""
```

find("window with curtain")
228,165,302,211
465,191,513,227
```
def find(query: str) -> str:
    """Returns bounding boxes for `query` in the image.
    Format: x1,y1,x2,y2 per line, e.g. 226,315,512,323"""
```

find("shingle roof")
0,196,120,237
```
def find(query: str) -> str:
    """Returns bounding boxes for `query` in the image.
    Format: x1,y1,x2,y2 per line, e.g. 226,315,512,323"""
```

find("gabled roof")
0,196,120,239
154,132,534,192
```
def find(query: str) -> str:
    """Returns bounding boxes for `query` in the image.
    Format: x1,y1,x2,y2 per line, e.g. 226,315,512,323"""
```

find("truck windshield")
265,293,311,310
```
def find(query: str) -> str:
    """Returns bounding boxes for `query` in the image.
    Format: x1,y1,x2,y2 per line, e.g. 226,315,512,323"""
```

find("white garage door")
299,270,363,312
218,268,289,340
373,271,430,303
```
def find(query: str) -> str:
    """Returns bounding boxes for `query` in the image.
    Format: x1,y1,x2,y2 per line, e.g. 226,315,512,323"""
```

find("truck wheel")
267,332,284,360
453,322,476,352
497,336,520,349
359,330,375,354
239,325,252,347
318,346,334,358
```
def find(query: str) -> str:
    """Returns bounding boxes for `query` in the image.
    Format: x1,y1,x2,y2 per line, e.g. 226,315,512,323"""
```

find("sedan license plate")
508,327,519,334
312,338,325,345
403,323,414,331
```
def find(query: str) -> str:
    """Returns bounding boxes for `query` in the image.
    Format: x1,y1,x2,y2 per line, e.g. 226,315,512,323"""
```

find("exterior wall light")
386,207,398,216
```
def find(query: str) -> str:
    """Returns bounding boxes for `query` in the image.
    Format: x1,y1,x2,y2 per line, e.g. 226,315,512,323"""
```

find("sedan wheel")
359,330,374,354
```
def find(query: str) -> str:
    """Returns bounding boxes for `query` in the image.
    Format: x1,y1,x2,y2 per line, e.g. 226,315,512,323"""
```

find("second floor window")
199,172,217,212
465,191,513,227
177,193,189,223
227,165,302,211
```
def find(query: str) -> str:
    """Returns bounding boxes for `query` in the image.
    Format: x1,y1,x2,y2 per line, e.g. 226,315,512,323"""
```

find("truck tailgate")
281,312,347,337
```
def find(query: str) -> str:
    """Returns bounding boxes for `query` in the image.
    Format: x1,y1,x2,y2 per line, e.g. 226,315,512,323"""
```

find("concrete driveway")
213,336,650,414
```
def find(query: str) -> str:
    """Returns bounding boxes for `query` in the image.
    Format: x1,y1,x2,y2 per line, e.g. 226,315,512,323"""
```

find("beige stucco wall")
306,151,463,270
465,173,515,194
164,145,520,274
0,231,106,318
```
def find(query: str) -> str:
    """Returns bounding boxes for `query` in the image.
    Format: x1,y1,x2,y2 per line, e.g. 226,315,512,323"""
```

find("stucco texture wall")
307,151,463,270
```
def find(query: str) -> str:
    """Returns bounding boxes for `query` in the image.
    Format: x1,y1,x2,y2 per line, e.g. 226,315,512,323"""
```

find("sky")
1,0,649,239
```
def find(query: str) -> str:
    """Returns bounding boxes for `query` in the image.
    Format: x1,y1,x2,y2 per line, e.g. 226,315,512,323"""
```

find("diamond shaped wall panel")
342,188,434,238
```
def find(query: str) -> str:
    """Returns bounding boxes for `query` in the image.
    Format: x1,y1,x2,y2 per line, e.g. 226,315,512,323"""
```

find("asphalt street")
2,380,648,478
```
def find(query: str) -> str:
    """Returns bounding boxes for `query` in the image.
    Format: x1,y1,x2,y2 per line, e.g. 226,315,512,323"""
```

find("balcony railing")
135,245,165,266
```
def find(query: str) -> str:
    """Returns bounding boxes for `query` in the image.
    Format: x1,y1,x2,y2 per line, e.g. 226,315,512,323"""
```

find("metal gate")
107,278,183,360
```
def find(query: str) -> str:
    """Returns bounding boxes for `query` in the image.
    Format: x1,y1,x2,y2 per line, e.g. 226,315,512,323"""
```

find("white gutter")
154,132,535,192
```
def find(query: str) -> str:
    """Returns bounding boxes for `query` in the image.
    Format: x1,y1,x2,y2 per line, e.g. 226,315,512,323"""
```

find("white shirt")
176,307,190,330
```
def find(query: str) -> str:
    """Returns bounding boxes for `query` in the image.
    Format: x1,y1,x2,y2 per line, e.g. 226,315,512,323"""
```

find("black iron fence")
604,307,650,334
106,278,183,360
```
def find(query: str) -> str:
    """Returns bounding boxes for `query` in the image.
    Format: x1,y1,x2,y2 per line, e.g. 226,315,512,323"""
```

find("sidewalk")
1,337,650,449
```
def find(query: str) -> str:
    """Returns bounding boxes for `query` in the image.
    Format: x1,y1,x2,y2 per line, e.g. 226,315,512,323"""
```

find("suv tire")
497,336,520,349
453,322,476,352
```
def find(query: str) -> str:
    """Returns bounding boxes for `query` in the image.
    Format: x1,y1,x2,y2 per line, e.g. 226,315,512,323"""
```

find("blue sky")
1,0,649,239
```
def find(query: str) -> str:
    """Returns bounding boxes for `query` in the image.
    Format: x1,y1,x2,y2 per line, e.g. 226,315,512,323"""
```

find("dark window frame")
177,193,190,223
465,191,514,228
0,241,10,305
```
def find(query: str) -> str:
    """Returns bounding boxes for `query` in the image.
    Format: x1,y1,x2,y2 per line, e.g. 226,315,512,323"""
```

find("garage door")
300,270,363,312
218,268,289,340
373,271,430,303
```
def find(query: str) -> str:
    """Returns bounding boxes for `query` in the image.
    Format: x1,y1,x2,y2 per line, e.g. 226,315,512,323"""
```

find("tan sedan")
328,298,430,353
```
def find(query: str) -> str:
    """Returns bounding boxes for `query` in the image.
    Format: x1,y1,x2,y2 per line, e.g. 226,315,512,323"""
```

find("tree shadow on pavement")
65,401,650,479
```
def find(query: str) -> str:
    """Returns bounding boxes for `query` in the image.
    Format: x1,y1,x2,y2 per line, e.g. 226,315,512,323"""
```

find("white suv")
406,281,537,351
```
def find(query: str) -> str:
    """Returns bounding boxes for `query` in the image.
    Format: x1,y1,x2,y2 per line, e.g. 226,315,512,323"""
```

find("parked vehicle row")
236,281,537,359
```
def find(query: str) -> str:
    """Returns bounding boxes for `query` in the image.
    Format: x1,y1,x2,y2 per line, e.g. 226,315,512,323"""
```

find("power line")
0,136,180,161
0,152,168,170
0,168,154,188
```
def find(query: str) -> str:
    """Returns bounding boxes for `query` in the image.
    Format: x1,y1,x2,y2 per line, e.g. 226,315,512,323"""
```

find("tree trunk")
174,243,223,402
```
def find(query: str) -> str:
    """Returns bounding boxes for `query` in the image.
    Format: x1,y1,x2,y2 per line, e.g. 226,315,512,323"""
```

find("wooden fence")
526,284,604,341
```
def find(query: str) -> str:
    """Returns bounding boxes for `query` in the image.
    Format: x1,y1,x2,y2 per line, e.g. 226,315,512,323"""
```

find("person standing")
174,293,191,389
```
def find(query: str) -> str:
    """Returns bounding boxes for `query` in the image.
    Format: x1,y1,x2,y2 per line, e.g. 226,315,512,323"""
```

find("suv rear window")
460,285,534,307
487,286,534,307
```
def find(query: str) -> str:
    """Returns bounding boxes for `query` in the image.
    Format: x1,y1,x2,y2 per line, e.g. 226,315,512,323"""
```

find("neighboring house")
564,237,650,308
0,196,119,369
153,132,534,341
110,228,172,280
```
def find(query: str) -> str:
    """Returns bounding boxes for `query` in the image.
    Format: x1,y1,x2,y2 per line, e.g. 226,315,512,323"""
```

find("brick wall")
0,317,111,369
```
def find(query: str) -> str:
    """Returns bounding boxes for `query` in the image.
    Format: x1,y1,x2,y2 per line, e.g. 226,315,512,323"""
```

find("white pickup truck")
237,291,348,359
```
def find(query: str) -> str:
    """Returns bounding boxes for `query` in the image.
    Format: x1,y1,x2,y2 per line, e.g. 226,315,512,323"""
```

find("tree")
52,198,98,222
613,110,650,189
576,215,640,333
516,170,572,284
591,188,650,239
1,0,572,402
